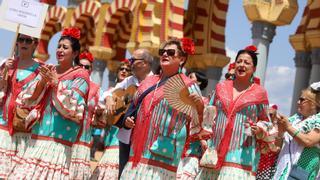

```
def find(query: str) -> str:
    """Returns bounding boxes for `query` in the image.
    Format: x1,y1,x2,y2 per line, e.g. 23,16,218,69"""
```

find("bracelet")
292,130,300,138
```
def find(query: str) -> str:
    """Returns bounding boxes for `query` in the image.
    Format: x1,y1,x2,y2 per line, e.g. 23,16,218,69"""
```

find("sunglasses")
128,57,144,64
298,97,309,104
159,49,176,56
17,37,34,44
119,67,131,72
269,113,276,118
79,64,91,70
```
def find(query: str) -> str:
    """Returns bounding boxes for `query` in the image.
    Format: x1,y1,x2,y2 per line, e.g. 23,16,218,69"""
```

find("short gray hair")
140,48,153,66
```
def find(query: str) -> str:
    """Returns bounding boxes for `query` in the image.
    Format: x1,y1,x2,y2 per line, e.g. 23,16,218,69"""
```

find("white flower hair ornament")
310,82,320,92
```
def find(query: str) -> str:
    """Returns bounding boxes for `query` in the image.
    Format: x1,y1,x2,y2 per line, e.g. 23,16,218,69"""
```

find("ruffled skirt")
120,161,176,180
91,146,119,180
176,157,200,180
8,139,72,180
0,129,30,178
0,128,15,178
195,166,255,180
69,143,91,180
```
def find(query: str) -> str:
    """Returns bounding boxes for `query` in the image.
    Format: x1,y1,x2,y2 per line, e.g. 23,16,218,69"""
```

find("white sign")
5,0,43,28
0,0,48,38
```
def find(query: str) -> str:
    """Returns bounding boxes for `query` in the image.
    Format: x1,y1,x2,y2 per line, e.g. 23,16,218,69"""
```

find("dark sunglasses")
159,49,176,56
269,113,276,118
128,57,144,64
119,67,131,72
79,64,91,70
17,37,33,44
298,97,308,103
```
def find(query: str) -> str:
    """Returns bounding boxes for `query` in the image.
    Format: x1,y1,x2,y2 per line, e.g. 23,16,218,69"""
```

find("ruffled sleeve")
301,113,320,133
52,77,89,122
16,74,47,107
254,104,280,153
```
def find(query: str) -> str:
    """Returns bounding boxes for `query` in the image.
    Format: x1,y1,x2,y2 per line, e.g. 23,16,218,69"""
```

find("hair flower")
228,62,235,71
180,37,195,55
121,58,130,63
62,27,81,40
245,45,257,52
310,82,320,92
79,51,94,63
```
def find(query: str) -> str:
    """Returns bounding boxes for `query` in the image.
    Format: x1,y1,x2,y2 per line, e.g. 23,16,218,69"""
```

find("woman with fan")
8,27,90,179
196,45,273,179
120,38,206,179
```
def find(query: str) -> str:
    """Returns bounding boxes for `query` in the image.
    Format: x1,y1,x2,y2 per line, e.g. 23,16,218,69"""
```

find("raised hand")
189,93,204,114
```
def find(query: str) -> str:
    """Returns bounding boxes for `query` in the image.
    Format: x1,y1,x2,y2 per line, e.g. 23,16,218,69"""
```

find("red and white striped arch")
210,0,228,55
36,6,67,60
102,0,136,49
167,0,184,39
70,0,101,49
295,1,320,34
191,0,229,56
113,13,133,59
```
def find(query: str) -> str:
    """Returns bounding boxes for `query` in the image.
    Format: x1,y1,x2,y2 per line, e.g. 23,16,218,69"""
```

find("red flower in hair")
270,104,278,110
62,27,81,40
228,62,235,71
121,58,130,63
245,45,257,52
79,52,94,63
180,37,195,55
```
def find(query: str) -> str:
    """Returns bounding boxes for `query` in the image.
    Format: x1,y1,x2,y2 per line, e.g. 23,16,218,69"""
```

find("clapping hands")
39,64,58,87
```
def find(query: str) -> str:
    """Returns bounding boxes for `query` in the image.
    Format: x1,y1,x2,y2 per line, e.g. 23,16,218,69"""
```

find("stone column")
205,67,222,95
108,71,117,88
91,59,106,85
290,52,311,114
251,21,276,85
67,0,83,7
309,48,320,84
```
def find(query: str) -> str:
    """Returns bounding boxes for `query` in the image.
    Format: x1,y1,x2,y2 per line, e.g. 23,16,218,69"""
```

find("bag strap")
136,77,168,106
120,76,169,128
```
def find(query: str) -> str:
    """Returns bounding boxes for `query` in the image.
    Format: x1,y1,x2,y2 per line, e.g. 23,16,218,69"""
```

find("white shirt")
104,71,154,144
102,71,153,99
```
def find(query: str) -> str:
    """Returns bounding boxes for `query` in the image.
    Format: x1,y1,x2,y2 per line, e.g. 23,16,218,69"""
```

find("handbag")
12,107,30,132
287,139,310,180
288,164,309,180
149,135,176,160
199,140,218,168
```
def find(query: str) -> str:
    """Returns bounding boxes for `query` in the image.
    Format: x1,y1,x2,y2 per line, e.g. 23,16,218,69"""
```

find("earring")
178,65,182,74
250,75,254,83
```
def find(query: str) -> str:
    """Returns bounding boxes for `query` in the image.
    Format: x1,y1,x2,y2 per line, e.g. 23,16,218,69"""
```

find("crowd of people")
0,27,319,180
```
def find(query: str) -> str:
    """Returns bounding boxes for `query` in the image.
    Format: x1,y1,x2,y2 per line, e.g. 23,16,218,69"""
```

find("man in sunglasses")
104,48,153,176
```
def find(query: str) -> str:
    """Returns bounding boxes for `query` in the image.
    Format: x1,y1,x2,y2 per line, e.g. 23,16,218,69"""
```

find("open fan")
164,74,195,118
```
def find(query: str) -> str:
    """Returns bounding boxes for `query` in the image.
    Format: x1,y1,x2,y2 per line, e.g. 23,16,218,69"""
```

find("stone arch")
70,0,101,50
101,0,136,60
35,6,67,61
182,0,230,70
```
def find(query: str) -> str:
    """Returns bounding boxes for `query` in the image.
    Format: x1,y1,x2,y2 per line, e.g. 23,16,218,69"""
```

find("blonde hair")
301,88,320,112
